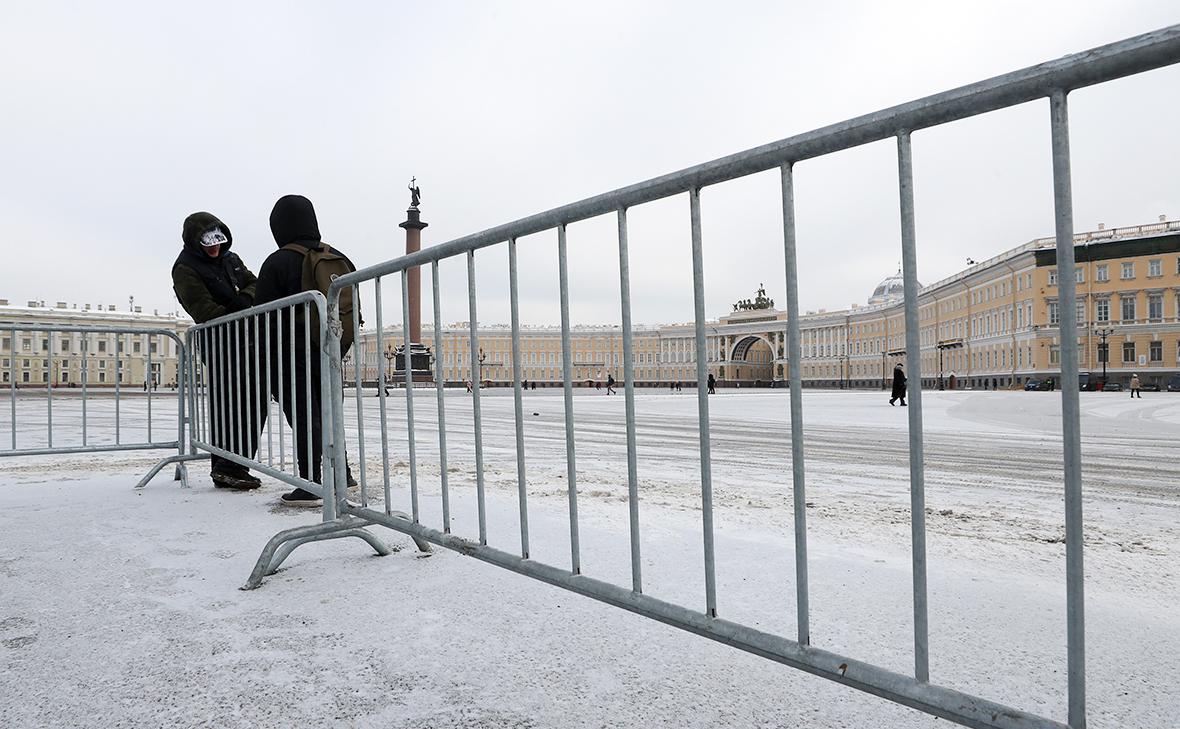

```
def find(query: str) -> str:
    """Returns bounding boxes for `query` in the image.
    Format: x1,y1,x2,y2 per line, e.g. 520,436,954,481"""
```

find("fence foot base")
242,517,395,590
372,508,432,553
136,453,209,489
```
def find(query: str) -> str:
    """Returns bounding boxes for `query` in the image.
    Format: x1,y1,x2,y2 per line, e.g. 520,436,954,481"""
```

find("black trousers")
271,352,324,485
202,335,264,473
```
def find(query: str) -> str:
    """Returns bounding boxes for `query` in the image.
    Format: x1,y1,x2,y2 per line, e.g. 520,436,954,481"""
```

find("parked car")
1024,379,1052,391
1141,382,1161,392
1103,381,1124,392
1167,374,1180,392
1078,372,1096,391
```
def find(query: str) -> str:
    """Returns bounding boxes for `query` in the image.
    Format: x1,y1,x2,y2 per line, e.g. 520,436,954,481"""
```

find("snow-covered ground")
1,388,1178,728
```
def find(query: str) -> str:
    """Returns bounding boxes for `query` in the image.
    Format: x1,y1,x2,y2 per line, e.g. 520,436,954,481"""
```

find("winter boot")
280,488,323,507
212,466,262,490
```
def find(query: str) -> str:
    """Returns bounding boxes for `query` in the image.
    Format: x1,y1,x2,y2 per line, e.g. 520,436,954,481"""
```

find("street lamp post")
477,347,487,386
382,346,395,396
1094,326,1113,388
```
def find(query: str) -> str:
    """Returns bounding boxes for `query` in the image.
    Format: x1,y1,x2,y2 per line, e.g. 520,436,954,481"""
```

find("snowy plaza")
1,387,1177,727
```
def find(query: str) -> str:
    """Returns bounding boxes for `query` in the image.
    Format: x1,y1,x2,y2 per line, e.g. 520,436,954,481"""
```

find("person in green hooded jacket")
172,211,264,490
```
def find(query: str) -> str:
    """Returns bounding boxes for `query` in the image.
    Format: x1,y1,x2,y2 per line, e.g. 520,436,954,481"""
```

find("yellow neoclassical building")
356,217,1180,390
0,300,189,388
8,218,1177,393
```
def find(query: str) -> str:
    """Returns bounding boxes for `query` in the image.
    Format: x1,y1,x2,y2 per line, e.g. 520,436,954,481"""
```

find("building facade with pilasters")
357,219,1180,390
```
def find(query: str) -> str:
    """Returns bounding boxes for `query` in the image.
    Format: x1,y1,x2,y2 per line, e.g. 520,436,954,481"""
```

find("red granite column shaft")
399,208,428,344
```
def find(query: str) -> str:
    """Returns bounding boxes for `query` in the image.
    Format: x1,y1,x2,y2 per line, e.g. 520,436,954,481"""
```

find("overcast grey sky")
1,1,1177,329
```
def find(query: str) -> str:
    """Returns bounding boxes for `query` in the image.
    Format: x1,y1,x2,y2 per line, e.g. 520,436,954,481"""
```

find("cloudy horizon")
2,1,1177,329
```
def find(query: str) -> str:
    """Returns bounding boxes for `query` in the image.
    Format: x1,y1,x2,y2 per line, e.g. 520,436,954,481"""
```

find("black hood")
269,194,322,248
181,211,233,255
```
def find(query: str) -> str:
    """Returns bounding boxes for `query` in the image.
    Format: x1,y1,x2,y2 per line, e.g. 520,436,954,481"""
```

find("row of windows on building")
0,336,166,355
1047,293,1178,325
0,360,158,384
1048,257,1180,285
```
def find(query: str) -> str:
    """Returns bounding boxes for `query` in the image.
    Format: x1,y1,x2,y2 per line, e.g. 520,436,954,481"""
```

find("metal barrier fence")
180,292,429,580
0,324,193,485
244,26,1180,729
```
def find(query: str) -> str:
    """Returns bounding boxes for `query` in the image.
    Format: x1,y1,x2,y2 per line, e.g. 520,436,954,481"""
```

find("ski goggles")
200,227,228,248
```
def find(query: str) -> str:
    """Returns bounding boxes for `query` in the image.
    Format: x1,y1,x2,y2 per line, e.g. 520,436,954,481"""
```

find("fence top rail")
0,323,186,347
329,24,1180,294
185,291,327,336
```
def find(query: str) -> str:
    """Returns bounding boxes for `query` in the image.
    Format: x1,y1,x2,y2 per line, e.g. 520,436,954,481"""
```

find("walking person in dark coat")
606,373,616,395
172,211,262,490
889,363,907,406
707,373,716,394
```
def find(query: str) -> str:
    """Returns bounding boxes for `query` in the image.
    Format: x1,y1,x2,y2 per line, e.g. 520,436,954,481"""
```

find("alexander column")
396,177,433,380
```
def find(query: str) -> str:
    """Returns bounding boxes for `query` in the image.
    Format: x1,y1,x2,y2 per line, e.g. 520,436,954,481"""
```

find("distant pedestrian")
707,373,716,394
606,374,616,395
531,381,537,390
669,380,675,392
1130,373,1142,398
675,380,682,393
465,379,472,393
523,378,529,391
889,363,907,406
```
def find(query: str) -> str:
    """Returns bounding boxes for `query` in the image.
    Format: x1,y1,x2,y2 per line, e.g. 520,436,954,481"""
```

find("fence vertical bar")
780,162,811,645
265,314,273,467
196,332,204,447
897,130,930,683
193,333,204,447
688,188,718,618
8,327,15,450
46,331,53,448
1050,89,1087,729
243,321,253,459
431,261,451,532
401,271,421,523
353,284,368,508
176,335,188,466
232,319,242,457
613,207,641,592
288,310,298,477
557,225,581,573
114,333,122,445
467,249,488,544
147,334,153,440
80,333,87,447
507,237,531,558
252,316,261,460
303,303,313,484
219,326,228,460
375,278,392,512
318,296,338,522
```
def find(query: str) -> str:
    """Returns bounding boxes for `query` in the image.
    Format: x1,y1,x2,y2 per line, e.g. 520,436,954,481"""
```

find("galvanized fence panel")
183,293,339,516
244,25,1180,729
0,323,194,484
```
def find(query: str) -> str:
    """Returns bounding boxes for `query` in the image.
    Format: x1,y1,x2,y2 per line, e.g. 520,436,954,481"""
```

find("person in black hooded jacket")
172,211,263,489
256,195,358,506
